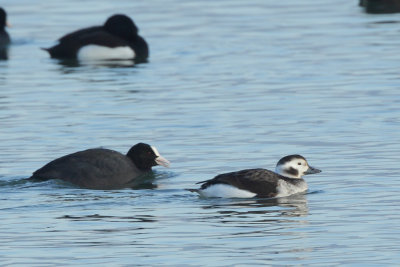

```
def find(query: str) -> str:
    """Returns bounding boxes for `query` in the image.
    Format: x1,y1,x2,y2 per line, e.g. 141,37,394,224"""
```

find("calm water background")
1,0,400,265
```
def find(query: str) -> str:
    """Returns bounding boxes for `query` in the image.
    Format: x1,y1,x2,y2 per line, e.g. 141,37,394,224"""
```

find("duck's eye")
298,162,302,165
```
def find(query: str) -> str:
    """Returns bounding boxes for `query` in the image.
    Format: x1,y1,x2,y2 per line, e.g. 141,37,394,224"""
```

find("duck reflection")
53,58,137,68
57,213,157,223
199,193,309,219
25,170,174,191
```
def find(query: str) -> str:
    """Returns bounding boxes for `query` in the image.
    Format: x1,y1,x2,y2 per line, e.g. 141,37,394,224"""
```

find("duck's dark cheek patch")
287,167,299,177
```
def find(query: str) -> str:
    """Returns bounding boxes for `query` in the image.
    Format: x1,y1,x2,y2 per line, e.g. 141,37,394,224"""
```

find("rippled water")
1,0,400,265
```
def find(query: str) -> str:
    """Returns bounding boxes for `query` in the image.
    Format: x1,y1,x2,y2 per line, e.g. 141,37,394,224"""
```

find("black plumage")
0,7,10,59
44,14,148,62
30,143,169,190
191,154,321,198
197,168,304,198
0,7,10,45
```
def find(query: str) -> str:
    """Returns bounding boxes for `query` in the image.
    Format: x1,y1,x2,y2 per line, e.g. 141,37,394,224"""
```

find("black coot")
30,143,170,189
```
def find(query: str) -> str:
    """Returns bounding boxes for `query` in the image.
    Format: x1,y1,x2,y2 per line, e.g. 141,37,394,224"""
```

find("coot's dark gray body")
30,143,170,190
32,149,143,189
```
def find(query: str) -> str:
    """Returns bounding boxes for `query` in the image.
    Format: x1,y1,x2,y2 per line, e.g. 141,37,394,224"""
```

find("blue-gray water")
1,0,400,265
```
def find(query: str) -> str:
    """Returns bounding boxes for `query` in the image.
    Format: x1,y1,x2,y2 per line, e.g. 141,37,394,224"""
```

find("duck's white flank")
78,45,135,60
199,184,257,198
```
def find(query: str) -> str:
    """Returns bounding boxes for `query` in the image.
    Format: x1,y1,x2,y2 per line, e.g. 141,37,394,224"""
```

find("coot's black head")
275,154,321,178
127,143,170,171
0,8,7,30
104,14,138,41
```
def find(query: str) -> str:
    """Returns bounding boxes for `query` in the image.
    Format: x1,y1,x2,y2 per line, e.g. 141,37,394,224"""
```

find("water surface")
1,0,400,265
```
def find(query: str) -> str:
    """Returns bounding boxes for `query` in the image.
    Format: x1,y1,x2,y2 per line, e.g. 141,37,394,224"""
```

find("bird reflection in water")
53,58,137,68
199,193,310,219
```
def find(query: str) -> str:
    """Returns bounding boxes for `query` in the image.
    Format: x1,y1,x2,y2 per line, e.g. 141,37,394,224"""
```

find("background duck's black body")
0,7,9,44
45,14,149,63
198,168,304,198
0,7,10,59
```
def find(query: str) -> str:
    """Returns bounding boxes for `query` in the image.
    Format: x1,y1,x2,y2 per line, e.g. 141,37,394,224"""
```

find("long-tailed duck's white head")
275,155,321,179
